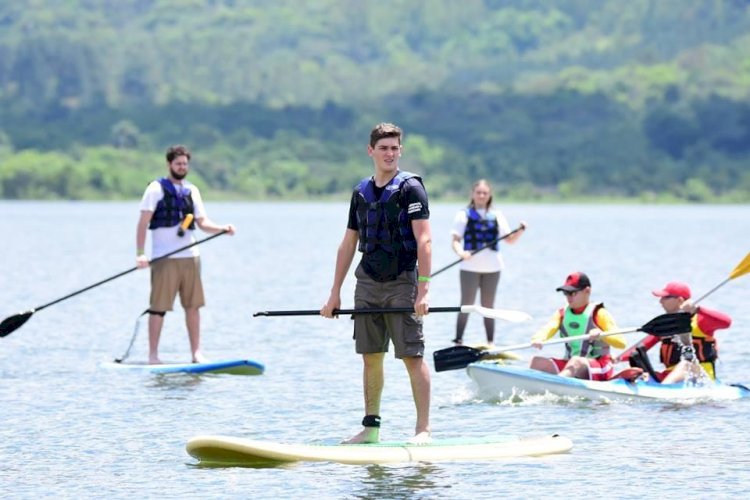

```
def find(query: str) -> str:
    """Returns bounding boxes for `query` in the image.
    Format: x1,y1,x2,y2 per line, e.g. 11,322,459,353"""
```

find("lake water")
1,201,749,498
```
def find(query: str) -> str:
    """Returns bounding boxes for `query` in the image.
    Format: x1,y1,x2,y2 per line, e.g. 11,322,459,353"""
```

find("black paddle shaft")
432,312,692,373
0,230,227,338
253,307,463,317
431,225,524,278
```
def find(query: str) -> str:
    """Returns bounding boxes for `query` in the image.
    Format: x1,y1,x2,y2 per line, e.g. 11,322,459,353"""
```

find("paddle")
433,312,692,372
692,251,750,305
253,305,532,323
615,251,750,363
431,225,525,277
0,230,228,338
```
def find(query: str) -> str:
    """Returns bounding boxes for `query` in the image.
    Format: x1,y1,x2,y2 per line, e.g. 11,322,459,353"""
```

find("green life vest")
559,303,609,359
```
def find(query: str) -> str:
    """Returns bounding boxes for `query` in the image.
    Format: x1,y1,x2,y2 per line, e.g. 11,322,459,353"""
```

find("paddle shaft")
430,225,524,278
32,230,227,314
254,306,462,317
491,327,641,354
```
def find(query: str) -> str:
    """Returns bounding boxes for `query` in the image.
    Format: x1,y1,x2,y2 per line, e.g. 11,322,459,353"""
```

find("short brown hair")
369,123,402,147
166,145,191,163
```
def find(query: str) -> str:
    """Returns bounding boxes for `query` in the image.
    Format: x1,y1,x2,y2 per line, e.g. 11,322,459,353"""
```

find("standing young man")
136,145,235,364
321,123,432,444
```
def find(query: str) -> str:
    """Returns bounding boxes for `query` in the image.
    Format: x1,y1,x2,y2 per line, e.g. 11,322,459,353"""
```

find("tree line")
1,0,749,201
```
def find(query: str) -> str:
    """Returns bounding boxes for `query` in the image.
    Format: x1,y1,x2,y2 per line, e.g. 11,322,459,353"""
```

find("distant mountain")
1,0,749,201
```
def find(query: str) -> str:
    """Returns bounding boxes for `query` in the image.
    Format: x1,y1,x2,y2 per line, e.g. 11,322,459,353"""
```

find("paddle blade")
466,306,532,323
433,345,484,372
0,311,34,337
729,252,750,280
640,312,692,337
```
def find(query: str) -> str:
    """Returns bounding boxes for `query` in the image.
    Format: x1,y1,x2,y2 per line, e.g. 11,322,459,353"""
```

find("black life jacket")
148,178,196,230
355,171,420,255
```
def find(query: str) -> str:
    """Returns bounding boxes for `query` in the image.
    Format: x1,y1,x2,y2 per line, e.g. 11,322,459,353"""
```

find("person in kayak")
449,179,526,347
618,281,731,383
136,145,236,364
320,123,432,445
529,272,626,380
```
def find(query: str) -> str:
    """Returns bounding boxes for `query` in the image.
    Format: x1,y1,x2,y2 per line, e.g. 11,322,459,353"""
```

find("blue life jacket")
148,178,196,230
355,171,420,254
463,207,499,251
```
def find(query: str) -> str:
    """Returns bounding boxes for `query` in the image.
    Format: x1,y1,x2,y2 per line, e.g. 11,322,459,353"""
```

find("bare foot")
341,427,379,444
192,351,208,364
148,356,163,365
407,431,432,445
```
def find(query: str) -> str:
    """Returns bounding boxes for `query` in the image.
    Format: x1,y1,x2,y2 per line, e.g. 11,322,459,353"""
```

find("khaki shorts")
353,264,424,359
150,257,205,311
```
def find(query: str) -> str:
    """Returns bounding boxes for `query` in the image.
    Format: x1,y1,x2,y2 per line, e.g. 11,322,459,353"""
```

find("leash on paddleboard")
115,309,150,363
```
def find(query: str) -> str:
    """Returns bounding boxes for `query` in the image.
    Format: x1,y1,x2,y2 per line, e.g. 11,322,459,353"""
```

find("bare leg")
529,356,558,374
185,307,205,363
559,357,590,379
661,361,689,384
148,314,165,364
403,355,431,443
343,352,385,444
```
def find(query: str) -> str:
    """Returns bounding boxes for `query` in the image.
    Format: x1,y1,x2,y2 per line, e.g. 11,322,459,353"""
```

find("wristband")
418,276,431,282
136,249,145,257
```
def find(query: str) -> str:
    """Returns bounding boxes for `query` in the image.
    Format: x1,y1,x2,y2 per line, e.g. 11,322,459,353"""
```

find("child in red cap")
619,281,731,383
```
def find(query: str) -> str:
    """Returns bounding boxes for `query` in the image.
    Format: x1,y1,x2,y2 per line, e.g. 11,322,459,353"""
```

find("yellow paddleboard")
186,434,572,466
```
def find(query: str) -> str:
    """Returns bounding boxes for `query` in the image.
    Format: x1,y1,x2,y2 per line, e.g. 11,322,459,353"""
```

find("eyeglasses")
562,290,580,297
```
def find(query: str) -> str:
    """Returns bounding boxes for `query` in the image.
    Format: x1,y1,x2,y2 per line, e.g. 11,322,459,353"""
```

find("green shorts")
353,264,424,359
150,257,205,311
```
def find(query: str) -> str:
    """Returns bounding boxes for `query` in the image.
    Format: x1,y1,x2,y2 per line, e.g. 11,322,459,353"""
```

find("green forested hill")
1,0,750,201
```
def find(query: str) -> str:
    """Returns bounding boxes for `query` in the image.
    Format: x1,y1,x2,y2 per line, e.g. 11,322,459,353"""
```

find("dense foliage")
1,0,750,201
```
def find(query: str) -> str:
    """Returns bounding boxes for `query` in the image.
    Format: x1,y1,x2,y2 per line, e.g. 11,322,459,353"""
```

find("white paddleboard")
186,434,572,465
100,358,264,375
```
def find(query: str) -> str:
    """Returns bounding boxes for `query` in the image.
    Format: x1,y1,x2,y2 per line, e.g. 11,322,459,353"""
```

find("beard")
170,167,188,180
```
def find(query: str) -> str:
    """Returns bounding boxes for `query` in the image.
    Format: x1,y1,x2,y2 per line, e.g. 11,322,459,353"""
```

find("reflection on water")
354,463,448,499
146,373,206,393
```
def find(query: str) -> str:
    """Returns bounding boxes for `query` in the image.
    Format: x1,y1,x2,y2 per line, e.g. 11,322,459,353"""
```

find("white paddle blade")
462,305,532,322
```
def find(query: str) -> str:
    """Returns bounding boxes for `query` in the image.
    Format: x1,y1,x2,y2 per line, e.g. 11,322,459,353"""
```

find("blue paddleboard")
100,358,265,375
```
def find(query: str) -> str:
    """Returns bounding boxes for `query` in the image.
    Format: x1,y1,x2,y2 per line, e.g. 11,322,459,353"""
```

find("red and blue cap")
556,272,591,293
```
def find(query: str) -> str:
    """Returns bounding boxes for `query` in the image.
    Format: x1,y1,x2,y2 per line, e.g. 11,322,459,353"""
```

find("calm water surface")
1,201,749,498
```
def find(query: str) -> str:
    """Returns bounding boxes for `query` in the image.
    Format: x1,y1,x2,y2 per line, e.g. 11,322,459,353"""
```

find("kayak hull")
100,358,264,375
186,434,572,466
467,362,750,402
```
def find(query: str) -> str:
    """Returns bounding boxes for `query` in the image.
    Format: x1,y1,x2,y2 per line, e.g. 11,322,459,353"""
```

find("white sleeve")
450,209,468,237
494,210,512,236
138,181,163,212
187,183,207,219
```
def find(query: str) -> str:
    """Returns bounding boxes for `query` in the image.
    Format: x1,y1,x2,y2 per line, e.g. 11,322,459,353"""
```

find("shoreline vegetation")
2,1,750,204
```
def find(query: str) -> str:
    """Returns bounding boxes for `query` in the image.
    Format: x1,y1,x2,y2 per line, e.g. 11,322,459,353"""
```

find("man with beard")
135,145,235,364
